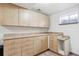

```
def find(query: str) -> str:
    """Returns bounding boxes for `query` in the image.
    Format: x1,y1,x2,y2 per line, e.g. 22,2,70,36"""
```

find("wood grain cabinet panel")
21,38,34,56
41,36,48,52
2,4,18,26
4,39,22,56
49,34,58,53
28,11,42,27
19,7,49,27
38,14,49,27
34,36,48,55
34,37,42,55
14,39,22,56
4,39,15,56
0,4,3,24
19,8,31,26
29,11,49,27
4,35,48,56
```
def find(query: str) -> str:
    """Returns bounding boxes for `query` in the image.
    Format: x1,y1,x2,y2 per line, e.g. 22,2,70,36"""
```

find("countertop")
3,32,49,39
3,32,63,40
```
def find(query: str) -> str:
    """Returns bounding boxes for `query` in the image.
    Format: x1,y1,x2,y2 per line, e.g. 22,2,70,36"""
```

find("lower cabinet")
49,34,58,53
4,39,22,56
21,38,34,56
4,35,48,56
4,39,15,56
14,39,22,56
34,36,48,55
41,36,48,52
34,37,42,55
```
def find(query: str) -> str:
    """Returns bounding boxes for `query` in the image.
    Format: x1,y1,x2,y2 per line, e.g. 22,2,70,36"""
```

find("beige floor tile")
37,50,78,56
38,51,59,56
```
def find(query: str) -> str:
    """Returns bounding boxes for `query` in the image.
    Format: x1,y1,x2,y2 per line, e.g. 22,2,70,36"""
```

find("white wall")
49,6,79,55
0,26,48,45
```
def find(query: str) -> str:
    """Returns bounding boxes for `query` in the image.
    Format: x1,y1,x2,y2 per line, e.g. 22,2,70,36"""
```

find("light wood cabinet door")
2,4,18,26
43,16,49,27
19,9,42,27
34,37,42,55
14,39,22,56
21,38,34,56
29,11,49,27
49,34,58,52
19,8,31,26
38,14,49,27
19,8,49,27
0,4,3,24
28,11,42,27
4,39,22,56
4,39,15,56
41,36,48,52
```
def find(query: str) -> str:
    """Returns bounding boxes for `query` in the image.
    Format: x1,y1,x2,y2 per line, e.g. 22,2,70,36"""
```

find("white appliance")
57,35,70,56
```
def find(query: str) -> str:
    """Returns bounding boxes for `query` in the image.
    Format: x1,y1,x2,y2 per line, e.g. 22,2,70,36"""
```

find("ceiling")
14,3,79,15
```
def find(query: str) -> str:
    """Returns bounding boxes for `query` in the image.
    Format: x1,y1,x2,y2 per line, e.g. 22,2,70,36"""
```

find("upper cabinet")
2,4,18,26
29,11,49,27
0,4,3,24
18,8,31,26
38,13,49,27
0,3,49,27
19,7,49,27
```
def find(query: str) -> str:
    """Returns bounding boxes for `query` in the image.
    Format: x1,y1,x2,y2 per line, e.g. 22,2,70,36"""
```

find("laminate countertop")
3,32,49,40
3,32,63,40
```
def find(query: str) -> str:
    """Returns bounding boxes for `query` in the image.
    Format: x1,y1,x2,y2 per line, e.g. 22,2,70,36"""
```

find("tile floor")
38,50,59,56
37,50,78,56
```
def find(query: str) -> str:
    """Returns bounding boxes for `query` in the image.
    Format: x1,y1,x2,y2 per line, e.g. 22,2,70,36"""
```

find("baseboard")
34,49,79,56
70,52,79,56
35,49,63,56
34,49,49,56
